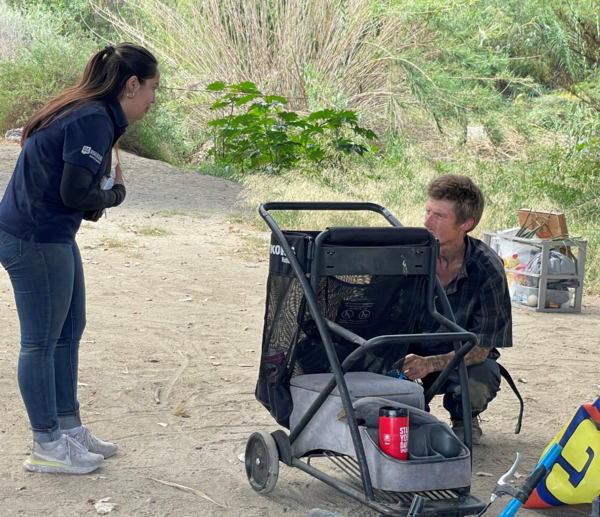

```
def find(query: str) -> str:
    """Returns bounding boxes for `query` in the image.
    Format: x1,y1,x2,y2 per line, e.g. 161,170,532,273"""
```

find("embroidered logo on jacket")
81,146,103,164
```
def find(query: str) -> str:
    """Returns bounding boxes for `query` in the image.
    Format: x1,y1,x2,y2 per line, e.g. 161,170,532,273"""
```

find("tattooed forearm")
423,346,489,373
425,354,452,373
464,345,490,366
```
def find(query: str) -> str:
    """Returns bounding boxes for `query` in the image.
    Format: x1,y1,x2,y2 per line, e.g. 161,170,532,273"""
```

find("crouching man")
396,174,512,444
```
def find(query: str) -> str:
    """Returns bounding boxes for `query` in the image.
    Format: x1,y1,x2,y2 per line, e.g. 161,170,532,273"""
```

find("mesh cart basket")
246,202,486,517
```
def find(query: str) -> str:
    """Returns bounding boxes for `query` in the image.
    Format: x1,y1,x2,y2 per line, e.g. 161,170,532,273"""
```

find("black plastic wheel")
245,430,279,493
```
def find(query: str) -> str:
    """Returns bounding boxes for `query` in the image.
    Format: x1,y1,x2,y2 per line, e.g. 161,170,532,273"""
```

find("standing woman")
0,43,159,474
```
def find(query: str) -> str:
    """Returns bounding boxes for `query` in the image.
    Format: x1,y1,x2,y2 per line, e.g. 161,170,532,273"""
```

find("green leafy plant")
206,81,377,173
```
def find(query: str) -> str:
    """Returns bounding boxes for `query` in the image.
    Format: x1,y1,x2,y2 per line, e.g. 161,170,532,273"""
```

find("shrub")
206,81,377,173
0,1,29,60
5,0,113,36
0,4,97,132
118,96,199,163
0,2,188,162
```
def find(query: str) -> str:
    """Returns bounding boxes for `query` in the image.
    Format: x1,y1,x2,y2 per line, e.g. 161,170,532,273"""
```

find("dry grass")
91,0,432,129
240,161,432,231
235,234,270,262
132,224,172,236
153,209,210,219
99,236,135,249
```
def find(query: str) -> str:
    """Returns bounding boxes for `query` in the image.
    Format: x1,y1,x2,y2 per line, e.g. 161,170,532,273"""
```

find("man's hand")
394,346,491,381
401,354,433,380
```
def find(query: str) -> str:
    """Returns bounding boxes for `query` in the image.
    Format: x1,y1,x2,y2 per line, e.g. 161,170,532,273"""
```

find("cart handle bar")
260,202,402,227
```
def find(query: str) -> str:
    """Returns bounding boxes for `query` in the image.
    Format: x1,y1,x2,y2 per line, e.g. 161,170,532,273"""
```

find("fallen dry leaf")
173,403,191,418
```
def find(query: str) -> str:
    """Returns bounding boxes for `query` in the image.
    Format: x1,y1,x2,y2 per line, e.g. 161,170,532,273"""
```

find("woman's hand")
114,163,124,185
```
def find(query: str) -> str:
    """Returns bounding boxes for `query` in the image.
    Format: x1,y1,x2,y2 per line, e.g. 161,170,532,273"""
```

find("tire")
245,430,279,493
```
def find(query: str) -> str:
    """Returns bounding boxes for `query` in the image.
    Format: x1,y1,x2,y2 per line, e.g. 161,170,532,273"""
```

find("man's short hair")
426,174,484,231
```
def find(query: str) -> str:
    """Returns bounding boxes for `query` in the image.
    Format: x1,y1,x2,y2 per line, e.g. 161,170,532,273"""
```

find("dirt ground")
0,141,598,517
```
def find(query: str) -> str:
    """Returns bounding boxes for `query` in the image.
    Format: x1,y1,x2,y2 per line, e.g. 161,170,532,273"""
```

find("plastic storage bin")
514,285,573,309
482,231,586,313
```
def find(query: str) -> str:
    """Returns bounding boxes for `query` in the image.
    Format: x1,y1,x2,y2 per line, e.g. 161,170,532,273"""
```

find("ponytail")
21,43,157,145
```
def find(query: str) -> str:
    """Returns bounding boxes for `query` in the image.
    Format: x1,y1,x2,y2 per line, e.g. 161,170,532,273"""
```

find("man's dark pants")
421,358,501,421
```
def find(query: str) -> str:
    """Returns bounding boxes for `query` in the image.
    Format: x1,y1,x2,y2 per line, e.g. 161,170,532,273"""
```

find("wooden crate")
518,209,568,239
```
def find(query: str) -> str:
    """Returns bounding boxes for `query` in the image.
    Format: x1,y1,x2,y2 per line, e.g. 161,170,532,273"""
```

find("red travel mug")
379,406,409,460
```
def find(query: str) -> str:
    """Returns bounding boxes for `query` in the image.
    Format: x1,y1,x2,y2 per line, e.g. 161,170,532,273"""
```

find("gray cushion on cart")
290,372,424,409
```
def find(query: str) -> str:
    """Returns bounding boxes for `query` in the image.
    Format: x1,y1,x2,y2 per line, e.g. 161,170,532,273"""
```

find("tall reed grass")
91,0,432,130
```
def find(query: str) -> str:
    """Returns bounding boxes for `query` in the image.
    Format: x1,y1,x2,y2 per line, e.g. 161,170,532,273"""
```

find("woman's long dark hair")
21,42,158,145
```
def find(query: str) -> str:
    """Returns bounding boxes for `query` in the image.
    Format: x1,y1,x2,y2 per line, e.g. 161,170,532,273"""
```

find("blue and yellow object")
524,397,600,508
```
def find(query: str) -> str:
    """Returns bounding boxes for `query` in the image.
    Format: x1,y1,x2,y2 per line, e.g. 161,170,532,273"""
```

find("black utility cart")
245,202,486,517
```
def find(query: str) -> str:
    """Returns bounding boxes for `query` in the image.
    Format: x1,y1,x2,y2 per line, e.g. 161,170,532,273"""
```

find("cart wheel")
245,430,279,493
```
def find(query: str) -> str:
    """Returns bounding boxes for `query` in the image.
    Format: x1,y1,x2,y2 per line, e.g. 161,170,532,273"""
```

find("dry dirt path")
0,142,598,517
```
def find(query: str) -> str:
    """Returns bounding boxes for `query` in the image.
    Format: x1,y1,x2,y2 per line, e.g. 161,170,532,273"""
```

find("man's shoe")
451,417,483,445
23,435,104,474
63,425,118,459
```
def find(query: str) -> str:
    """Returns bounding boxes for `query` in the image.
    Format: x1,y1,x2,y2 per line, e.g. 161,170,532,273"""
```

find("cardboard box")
517,209,568,239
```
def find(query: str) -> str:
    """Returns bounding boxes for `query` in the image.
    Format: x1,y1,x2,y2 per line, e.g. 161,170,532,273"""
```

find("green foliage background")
1,0,600,291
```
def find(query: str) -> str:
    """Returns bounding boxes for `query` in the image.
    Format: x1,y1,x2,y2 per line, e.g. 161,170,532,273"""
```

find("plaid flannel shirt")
413,235,513,360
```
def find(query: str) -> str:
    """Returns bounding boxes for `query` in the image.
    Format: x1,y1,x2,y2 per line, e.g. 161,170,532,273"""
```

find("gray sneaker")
24,435,104,474
63,425,118,459
451,417,483,445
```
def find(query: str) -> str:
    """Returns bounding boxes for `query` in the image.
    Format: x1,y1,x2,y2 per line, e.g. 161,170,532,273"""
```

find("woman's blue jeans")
0,229,85,443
